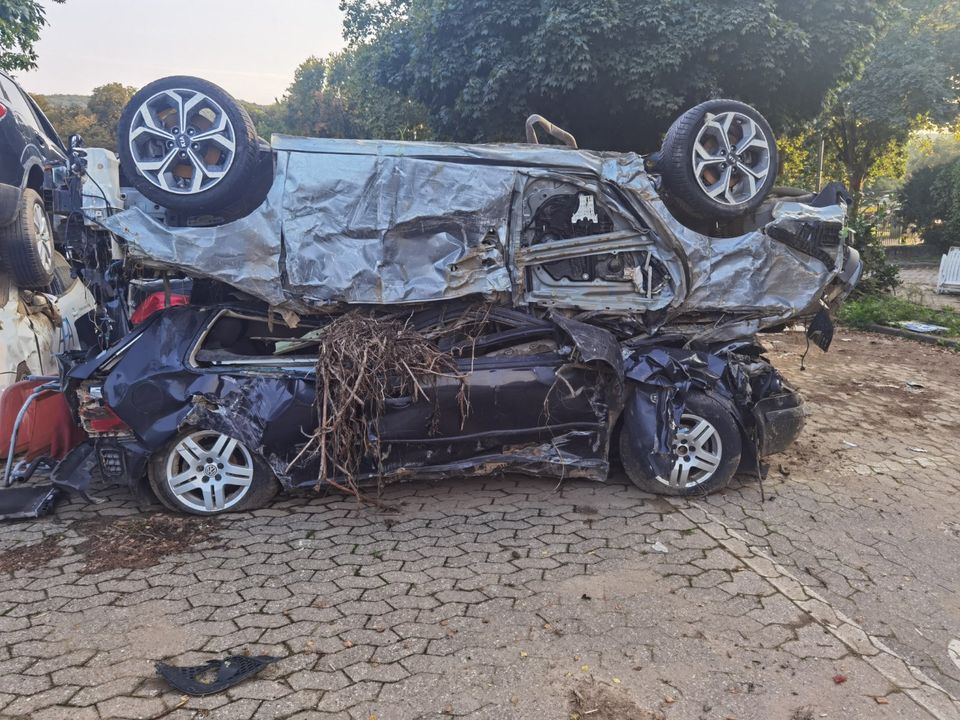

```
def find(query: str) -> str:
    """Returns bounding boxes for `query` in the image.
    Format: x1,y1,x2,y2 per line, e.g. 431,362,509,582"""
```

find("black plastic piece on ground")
0,485,59,520
155,656,280,696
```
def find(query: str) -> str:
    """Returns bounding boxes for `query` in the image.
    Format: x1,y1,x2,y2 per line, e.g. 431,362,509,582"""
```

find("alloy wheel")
691,110,771,206
664,413,724,490
164,430,255,513
32,203,53,273
127,88,237,195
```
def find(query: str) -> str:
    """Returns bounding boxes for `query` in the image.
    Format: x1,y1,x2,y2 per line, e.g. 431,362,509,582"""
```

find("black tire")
0,189,55,288
620,392,742,496
117,76,267,218
148,428,279,516
659,99,778,221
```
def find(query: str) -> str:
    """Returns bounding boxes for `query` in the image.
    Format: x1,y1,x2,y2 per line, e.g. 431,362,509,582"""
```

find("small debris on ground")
568,678,664,720
650,541,669,554
73,514,221,574
832,674,848,684
0,534,62,574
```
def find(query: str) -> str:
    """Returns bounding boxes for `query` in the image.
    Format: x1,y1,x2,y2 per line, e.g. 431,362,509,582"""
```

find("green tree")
342,0,896,150
819,0,960,215
34,82,136,149
900,156,960,252
0,0,63,71
282,55,363,138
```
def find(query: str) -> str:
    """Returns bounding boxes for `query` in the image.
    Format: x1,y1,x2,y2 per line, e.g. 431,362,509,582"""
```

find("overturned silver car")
106,78,860,343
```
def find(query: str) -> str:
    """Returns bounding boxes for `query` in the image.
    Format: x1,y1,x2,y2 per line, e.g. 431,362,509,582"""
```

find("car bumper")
753,391,805,456
0,181,20,227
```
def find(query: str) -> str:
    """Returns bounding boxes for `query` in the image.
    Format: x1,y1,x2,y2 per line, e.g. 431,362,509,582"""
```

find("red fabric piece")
131,292,189,325
0,381,87,461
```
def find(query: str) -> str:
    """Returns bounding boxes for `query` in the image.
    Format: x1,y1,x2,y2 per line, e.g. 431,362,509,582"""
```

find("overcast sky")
17,0,346,104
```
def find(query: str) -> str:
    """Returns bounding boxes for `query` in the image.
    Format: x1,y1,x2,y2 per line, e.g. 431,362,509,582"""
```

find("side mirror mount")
68,134,84,151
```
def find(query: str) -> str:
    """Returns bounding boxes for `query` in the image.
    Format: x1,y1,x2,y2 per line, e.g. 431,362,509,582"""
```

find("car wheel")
117,76,269,219
0,189,55,288
659,99,778,222
148,429,278,515
620,392,742,496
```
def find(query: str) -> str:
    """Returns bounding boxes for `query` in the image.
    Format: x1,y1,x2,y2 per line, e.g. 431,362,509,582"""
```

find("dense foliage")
0,0,62,71
33,83,136,148
900,156,960,252
340,0,895,149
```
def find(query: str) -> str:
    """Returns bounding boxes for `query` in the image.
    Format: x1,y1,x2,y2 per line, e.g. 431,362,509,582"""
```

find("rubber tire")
620,392,742,497
659,99,779,221
117,76,265,218
147,429,279,516
0,189,55,288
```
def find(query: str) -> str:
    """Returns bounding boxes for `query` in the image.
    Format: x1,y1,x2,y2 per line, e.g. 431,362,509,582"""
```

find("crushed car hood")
103,135,856,340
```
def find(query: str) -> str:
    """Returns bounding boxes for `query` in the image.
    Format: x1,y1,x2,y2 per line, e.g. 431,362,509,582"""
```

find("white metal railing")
937,246,960,295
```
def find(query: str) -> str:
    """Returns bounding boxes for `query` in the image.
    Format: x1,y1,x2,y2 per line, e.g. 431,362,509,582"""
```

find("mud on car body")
53,302,804,515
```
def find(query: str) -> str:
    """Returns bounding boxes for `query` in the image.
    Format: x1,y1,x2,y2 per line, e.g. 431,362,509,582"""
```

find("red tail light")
78,383,132,435
85,404,131,434
0,103,7,121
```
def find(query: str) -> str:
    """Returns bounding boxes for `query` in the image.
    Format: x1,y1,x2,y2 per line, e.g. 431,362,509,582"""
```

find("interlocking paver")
0,329,958,718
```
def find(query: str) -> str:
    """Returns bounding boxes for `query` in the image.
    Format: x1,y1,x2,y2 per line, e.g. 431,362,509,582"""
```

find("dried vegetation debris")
72,514,221,574
0,534,63,574
568,679,665,720
287,309,495,495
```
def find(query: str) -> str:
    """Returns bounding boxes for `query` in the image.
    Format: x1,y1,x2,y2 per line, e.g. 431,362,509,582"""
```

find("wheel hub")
202,462,219,478
127,88,237,195
691,110,771,206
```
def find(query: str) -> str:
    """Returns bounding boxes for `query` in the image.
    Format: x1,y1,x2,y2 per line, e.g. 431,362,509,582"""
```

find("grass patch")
839,295,960,337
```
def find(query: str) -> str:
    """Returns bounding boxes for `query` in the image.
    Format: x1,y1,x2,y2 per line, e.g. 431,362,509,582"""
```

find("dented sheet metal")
102,136,855,340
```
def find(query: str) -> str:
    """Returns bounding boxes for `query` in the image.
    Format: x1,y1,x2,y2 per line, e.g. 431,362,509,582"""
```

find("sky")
17,0,347,104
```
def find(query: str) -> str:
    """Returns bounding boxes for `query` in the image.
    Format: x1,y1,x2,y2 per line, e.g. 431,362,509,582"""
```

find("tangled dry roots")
287,312,462,498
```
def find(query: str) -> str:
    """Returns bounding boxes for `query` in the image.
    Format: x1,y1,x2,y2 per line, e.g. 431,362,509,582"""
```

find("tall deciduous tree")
341,0,896,150
0,0,63,71
822,1,960,214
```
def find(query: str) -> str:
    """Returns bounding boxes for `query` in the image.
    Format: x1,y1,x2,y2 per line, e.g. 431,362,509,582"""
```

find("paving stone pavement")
0,328,957,719
897,265,960,312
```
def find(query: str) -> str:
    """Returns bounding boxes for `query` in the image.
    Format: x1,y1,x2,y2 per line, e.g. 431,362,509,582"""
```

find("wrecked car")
56,302,804,515
14,76,861,515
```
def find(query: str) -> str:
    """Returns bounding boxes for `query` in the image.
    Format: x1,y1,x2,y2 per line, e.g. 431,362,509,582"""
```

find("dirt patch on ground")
72,514,221,574
568,679,664,720
0,534,63,574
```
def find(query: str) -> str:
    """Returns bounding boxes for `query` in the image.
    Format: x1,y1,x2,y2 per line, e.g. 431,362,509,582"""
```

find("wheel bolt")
179,151,187,158
187,128,195,136
216,474,222,481
167,140,175,149
218,463,224,469
191,143,199,150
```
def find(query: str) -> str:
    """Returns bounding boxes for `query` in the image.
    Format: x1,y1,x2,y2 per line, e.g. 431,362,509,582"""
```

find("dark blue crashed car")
55,302,804,515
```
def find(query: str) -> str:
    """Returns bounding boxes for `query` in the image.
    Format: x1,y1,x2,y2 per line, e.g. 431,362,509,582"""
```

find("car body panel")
0,268,97,391
0,72,66,225
102,135,857,343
